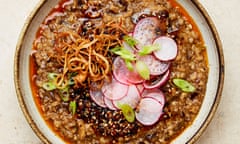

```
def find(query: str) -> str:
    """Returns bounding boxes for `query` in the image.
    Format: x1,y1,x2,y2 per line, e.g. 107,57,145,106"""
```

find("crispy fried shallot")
52,21,127,89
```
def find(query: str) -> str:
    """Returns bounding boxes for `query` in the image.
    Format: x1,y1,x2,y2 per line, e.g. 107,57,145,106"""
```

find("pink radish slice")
104,96,117,110
142,88,163,96
135,97,164,126
133,17,160,49
123,41,135,54
126,69,144,84
136,84,145,94
153,36,178,61
113,57,144,84
89,90,107,108
113,85,141,109
102,77,129,100
139,55,170,75
113,57,131,85
143,70,170,89
142,90,165,106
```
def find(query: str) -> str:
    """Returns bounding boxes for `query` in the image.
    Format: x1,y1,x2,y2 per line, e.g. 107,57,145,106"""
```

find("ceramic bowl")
14,0,224,143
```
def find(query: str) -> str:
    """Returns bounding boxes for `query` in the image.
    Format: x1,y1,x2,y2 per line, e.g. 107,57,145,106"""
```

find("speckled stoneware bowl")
14,0,224,143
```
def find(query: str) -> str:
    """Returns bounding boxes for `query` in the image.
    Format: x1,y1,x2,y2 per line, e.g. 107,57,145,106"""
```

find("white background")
0,0,239,143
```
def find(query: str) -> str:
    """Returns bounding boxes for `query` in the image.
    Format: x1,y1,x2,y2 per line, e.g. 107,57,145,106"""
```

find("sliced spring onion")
68,78,75,85
118,103,135,123
111,46,136,61
42,82,56,91
173,78,196,92
60,87,70,102
124,60,134,71
123,35,138,47
136,60,150,80
48,73,59,80
69,101,77,115
110,45,122,52
138,44,160,56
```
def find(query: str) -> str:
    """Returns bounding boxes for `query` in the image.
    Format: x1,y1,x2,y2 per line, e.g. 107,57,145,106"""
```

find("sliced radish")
113,57,131,85
102,77,129,100
126,68,144,84
136,83,145,94
133,17,160,49
104,96,117,110
122,41,134,53
113,57,144,84
143,70,170,89
113,85,141,109
142,89,165,105
135,97,164,126
153,36,178,61
139,55,170,75
89,90,107,108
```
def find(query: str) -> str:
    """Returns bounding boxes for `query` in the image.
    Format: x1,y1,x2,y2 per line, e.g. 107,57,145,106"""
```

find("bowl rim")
14,0,224,143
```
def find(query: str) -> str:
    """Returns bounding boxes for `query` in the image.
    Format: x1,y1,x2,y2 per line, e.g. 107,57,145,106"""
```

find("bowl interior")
15,0,224,143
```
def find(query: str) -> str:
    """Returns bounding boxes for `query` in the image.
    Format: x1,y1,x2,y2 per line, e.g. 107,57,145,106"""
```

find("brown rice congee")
30,0,209,143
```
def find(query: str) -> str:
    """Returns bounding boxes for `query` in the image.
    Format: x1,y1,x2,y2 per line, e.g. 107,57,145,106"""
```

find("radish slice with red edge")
113,57,144,84
139,55,170,75
153,36,178,61
133,17,160,50
123,41,135,54
113,85,141,109
113,57,132,85
143,70,170,89
104,96,117,110
89,90,107,108
142,90,165,105
102,77,129,100
136,83,144,94
126,67,144,84
135,97,164,126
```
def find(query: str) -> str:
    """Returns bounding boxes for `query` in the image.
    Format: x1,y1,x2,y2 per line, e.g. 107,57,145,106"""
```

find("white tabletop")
0,0,239,143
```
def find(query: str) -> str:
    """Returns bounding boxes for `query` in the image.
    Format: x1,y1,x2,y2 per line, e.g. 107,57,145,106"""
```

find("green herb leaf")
48,73,58,80
125,60,134,71
42,82,56,91
173,78,196,92
68,78,75,85
135,60,150,80
111,46,136,61
123,35,138,47
60,87,70,102
69,101,77,115
138,44,160,56
118,103,135,123
67,72,77,85
110,46,122,53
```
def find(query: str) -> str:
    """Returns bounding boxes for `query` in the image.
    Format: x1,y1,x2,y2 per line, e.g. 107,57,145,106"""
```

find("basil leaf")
173,78,196,92
135,60,150,80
